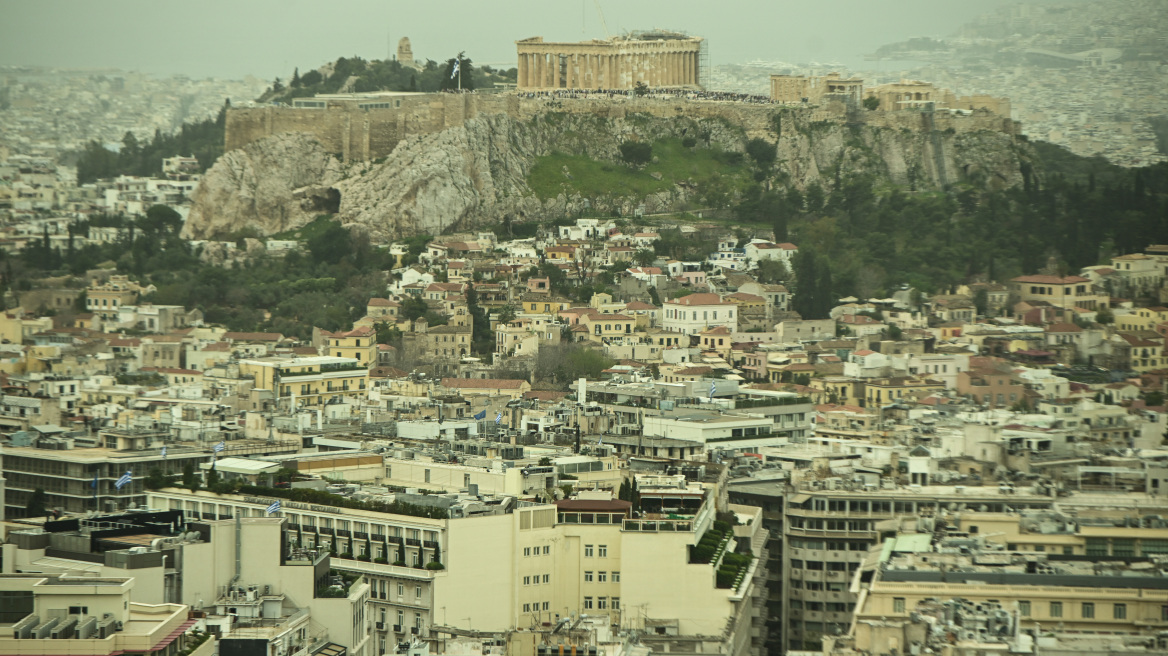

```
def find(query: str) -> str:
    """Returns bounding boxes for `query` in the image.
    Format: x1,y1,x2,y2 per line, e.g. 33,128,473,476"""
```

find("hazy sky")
1,0,1026,79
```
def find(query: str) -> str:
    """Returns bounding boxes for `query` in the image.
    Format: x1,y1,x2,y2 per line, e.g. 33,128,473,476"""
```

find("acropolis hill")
224,90,1020,163
189,86,1027,241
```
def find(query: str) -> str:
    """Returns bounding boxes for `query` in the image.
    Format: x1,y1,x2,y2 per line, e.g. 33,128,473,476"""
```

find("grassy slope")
527,138,752,200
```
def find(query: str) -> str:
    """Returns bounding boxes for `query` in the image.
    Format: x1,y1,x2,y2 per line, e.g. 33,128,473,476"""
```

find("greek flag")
115,471,133,490
495,411,503,424
709,380,717,399
473,410,486,420
213,440,225,453
597,436,603,447
450,59,460,79
161,446,167,459
266,500,281,515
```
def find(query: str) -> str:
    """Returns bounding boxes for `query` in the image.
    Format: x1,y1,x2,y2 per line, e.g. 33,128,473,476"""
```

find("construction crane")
593,0,611,39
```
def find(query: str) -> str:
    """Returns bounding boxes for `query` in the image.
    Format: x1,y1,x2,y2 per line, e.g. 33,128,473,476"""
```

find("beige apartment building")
3,510,371,656
147,478,770,656
0,574,207,656
239,355,368,406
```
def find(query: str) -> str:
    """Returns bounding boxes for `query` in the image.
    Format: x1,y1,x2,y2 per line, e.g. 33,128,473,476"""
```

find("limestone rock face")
186,108,1031,242
183,132,342,239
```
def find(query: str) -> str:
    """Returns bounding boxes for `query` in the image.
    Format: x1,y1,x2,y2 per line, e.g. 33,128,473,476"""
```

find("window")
1050,602,1062,618
69,605,88,615
542,602,549,611
612,597,620,610
612,571,620,582
584,597,593,609
523,604,531,613
893,598,906,613
523,576,531,585
1081,602,1094,619
1018,601,1031,617
415,585,421,598
598,571,607,582
543,545,550,554
424,469,431,483
524,547,531,557
598,597,608,609
584,571,594,582
1113,603,1126,620
585,544,594,557
542,574,549,584
598,545,608,557
398,610,404,626
398,584,404,597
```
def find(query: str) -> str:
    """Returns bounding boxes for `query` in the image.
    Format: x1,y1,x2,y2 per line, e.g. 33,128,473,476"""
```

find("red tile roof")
441,378,527,389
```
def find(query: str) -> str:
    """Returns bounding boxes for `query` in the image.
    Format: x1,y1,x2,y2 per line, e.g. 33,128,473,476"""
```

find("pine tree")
291,68,301,87
25,488,47,517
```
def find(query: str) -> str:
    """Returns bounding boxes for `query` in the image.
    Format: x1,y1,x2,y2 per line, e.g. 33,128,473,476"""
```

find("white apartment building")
663,293,738,335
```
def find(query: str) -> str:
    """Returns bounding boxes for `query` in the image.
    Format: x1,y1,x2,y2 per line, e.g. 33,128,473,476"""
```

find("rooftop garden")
237,485,448,519
317,569,361,598
689,520,734,564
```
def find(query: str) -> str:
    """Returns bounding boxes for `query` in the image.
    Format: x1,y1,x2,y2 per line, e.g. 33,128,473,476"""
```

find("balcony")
405,538,421,547
376,622,385,630
330,559,437,580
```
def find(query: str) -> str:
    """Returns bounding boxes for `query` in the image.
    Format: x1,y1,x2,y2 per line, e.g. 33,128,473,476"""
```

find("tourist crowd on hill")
517,87,774,103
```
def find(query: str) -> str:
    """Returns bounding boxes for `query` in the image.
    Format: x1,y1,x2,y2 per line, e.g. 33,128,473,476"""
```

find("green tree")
145,468,173,490
862,96,880,111
25,488,47,517
440,53,475,91
374,321,402,347
307,222,351,264
619,141,652,167
633,81,649,96
634,249,657,266
497,304,518,324
399,296,430,322
182,462,201,491
745,138,777,167
973,288,989,316
755,259,789,284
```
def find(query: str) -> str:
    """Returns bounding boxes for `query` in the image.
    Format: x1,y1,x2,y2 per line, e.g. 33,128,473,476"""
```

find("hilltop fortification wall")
225,93,1020,161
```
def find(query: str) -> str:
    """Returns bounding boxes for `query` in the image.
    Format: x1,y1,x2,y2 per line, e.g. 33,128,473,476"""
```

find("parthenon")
516,31,703,91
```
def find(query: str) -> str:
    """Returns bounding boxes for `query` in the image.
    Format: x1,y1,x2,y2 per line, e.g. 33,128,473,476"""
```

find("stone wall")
224,93,1020,162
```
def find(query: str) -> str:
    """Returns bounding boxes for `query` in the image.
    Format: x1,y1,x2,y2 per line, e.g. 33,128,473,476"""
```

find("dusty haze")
1,0,1046,78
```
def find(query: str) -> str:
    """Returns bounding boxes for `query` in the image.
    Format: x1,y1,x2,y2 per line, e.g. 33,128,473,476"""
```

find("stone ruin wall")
224,93,1022,162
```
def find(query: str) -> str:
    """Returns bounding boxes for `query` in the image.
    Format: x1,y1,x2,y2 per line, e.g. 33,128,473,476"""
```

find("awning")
789,493,811,505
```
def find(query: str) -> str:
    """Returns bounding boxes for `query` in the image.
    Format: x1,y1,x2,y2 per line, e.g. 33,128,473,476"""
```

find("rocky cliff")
182,132,343,239
185,104,1031,241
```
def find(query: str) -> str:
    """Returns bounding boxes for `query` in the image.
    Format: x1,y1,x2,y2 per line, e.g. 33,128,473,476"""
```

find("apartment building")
0,574,205,656
833,525,1168,656
2,510,369,656
146,476,770,656
239,355,368,406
